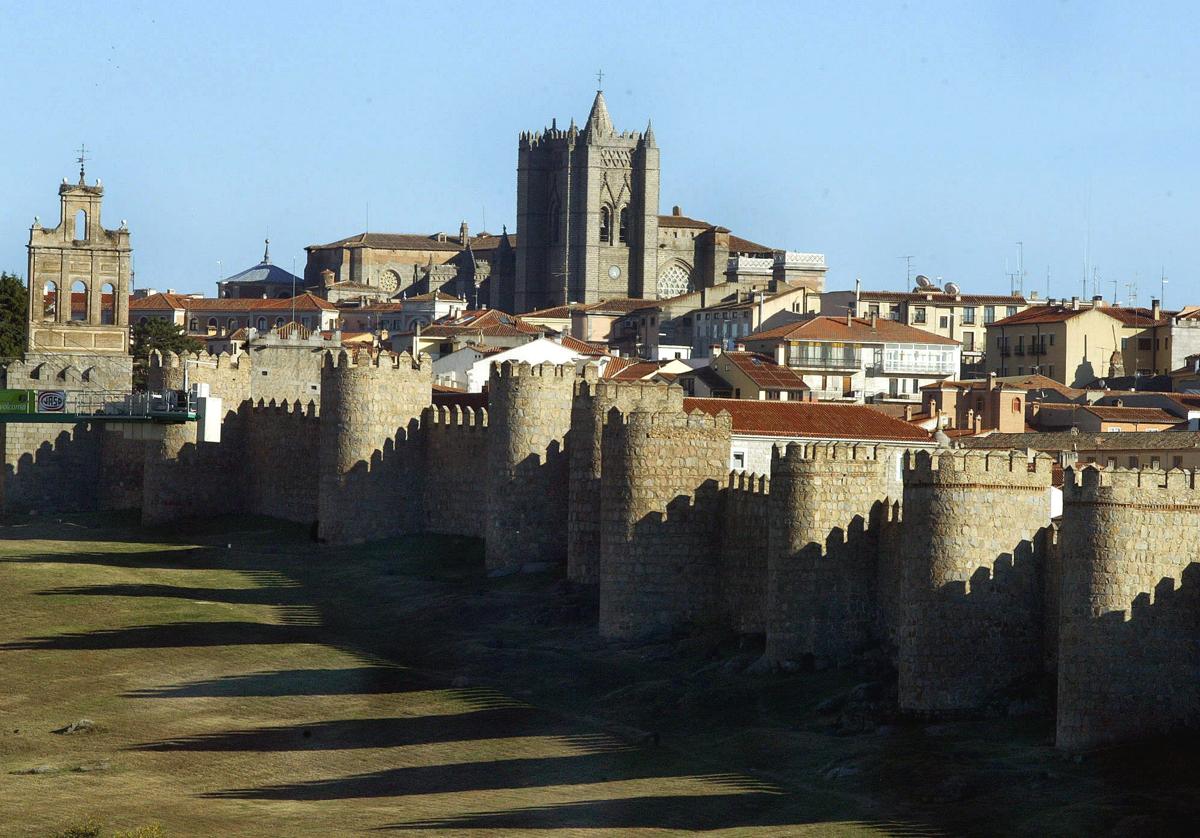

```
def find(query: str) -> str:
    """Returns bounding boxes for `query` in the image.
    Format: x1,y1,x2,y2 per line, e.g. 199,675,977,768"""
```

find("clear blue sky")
1,1,1196,305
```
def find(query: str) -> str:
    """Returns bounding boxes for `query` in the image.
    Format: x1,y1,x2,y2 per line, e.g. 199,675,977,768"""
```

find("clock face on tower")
608,265,621,280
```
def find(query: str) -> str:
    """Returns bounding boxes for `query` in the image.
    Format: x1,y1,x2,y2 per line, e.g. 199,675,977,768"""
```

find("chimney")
1152,298,1162,321
734,341,746,352
988,371,997,389
973,412,983,434
904,404,913,421
1070,296,1080,310
870,311,878,329
846,308,852,326
321,268,336,288
1093,295,1106,308
672,205,682,216
710,343,722,357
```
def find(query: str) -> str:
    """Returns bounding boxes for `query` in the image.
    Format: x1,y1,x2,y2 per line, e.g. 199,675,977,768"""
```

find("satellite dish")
945,282,961,295
915,274,934,288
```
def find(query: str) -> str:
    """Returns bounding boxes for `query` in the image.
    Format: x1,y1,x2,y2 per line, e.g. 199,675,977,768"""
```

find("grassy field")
0,513,1197,836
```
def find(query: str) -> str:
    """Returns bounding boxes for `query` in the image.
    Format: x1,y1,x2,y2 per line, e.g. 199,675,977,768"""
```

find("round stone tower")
318,349,432,544
1057,466,1200,750
485,361,576,573
899,449,1053,714
568,370,683,584
766,441,896,666
598,406,730,639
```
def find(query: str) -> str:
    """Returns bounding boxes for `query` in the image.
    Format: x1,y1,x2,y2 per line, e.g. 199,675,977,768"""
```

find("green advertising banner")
0,389,35,414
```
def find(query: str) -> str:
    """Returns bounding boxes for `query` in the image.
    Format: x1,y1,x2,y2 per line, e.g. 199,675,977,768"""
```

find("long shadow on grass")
0,621,322,650
380,796,939,834
204,756,759,801
124,666,433,698
132,706,588,752
35,583,301,606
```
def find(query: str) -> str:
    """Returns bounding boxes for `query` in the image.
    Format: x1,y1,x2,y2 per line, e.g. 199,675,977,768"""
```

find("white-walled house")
432,336,606,392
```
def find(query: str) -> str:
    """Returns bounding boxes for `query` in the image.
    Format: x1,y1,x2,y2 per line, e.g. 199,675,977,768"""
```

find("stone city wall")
1057,467,1200,750
568,371,684,584
720,471,771,634
423,405,489,538
243,399,320,524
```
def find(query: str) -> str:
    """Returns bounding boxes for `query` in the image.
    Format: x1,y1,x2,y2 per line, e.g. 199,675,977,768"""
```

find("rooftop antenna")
1160,266,1168,310
75,143,88,182
1045,265,1051,298
1016,241,1026,296
899,255,914,285
365,201,370,234
1126,277,1138,309
291,256,298,326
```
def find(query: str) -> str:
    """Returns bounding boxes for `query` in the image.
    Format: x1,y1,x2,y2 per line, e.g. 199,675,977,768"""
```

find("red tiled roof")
993,304,1165,328
579,298,660,315
718,351,810,390
602,358,663,380
524,305,576,319
559,335,613,357
728,234,773,254
129,292,193,310
683,398,934,442
747,315,960,346
658,213,713,229
923,373,1079,396
412,308,541,338
308,231,514,253
1081,405,1179,423
137,292,337,313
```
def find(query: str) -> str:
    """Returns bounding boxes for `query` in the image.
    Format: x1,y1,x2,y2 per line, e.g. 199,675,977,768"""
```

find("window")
1129,456,1139,468
939,315,949,329
962,307,976,324
1106,458,1117,468
1173,456,1184,469
618,207,628,243
74,209,87,241
228,318,238,330
43,280,58,319
766,390,780,400
1012,397,1021,413
70,280,88,321
984,306,996,324
963,332,974,351
868,303,880,317
1151,457,1161,469
1007,306,1018,317
913,307,926,324
1138,338,1152,351
207,317,218,334
732,450,746,470
189,318,198,332
1121,338,1129,349
599,207,611,243
256,316,267,330
98,283,116,325
1049,334,1055,346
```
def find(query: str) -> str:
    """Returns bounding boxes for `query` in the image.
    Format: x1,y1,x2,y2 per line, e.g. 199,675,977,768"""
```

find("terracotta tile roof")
523,305,576,319
404,291,467,303
860,290,1027,305
658,213,713,229
747,315,960,346
729,234,773,254
309,231,514,253
602,358,663,380
410,308,541,339
719,351,810,390
580,298,660,315
559,335,614,357
924,373,1080,396
129,292,193,310
961,431,1200,451
993,304,1166,328
684,398,934,442
1080,405,1179,423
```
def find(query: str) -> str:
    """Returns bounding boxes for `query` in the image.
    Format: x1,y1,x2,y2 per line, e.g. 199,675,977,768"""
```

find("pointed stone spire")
644,119,656,148
262,238,271,265
585,90,614,140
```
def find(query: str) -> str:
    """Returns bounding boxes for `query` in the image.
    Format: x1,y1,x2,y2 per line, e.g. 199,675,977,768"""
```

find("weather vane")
76,143,89,182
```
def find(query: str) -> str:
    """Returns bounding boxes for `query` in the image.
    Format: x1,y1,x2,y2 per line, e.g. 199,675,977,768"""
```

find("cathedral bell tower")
513,88,660,312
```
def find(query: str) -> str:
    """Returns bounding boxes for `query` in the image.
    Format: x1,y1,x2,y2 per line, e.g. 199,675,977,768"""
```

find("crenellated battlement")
773,440,885,466
423,404,489,430
602,405,731,439
244,398,318,419
149,349,246,371
492,360,575,380
904,448,1051,485
727,470,770,495
322,348,430,375
1064,464,1200,498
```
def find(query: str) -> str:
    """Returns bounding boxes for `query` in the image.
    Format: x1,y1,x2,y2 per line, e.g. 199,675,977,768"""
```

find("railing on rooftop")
786,350,862,370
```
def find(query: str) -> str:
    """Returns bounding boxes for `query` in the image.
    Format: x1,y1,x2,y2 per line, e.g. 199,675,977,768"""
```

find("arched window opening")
74,209,87,242
618,207,629,244
189,318,198,332
101,283,116,325
70,280,88,321
43,281,58,320
656,264,693,298
207,317,218,335
228,318,238,331
275,317,285,328
256,316,267,331
599,207,611,243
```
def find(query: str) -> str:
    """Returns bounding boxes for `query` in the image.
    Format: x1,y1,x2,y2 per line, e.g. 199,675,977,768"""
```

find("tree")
131,319,203,389
0,272,28,362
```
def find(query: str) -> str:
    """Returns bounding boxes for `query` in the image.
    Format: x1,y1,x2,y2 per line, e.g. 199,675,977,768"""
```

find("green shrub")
51,819,103,838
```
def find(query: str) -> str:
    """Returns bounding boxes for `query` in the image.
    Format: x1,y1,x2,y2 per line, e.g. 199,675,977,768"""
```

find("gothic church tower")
513,90,659,312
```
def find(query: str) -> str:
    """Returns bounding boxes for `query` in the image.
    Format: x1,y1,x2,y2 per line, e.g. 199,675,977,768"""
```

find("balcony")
786,351,862,370
1029,344,1046,356
999,347,1011,357
1014,346,1025,356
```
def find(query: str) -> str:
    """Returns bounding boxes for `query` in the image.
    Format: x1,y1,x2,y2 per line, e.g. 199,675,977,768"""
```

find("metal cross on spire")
76,143,89,182
596,68,604,90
